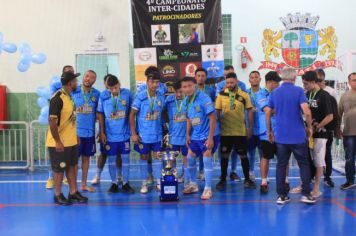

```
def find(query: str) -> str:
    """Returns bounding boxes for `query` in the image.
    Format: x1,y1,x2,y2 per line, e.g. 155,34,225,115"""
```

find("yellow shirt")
46,90,78,147
215,88,253,136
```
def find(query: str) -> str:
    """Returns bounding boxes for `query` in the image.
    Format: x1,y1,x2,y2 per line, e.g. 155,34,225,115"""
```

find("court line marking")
0,198,355,209
331,199,356,217
0,175,347,184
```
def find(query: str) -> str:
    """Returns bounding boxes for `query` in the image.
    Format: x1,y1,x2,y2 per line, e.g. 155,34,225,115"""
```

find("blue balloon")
17,60,30,72
40,106,49,117
18,42,31,54
20,53,32,64
31,53,47,64
42,87,52,100
37,97,48,108
36,86,46,97
50,76,62,94
38,114,48,125
2,43,17,53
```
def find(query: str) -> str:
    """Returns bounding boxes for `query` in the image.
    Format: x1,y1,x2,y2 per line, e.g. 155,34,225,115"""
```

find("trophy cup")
159,134,179,202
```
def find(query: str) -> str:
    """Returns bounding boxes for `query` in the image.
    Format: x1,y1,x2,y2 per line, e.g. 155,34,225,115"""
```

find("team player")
71,70,100,192
164,80,190,186
195,67,217,180
257,71,281,193
97,75,135,193
215,72,256,190
130,70,165,194
181,76,217,200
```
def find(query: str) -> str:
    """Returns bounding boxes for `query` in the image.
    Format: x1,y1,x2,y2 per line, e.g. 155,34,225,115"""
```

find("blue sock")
96,167,103,177
108,155,117,184
121,154,130,184
152,158,162,183
187,155,197,184
203,156,213,189
140,159,148,182
147,161,153,175
199,155,204,172
48,170,53,179
184,166,190,186
231,150,238,173
248,149,256,172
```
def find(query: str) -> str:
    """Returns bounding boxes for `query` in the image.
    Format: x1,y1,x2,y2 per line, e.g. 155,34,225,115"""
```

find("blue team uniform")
72,85,100,156
186,90,218,156
165,94,188,156
97,89,132,155
132,90,165,154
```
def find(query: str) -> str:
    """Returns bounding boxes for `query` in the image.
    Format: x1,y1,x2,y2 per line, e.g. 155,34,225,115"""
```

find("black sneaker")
122,183,135,194
285,183,290,192
340,182,356,190
324,178,335,188
108,183,119,193
300,194,316,204
276,195,291,205
68,191,88,203
216,179,227,190
230,172,241,182
260,184,269,194
244,179,257,189
54,193,72,206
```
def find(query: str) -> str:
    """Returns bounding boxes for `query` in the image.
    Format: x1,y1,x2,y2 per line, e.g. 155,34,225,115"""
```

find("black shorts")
220,136,247,156
260,140,276,159
48,145,79,173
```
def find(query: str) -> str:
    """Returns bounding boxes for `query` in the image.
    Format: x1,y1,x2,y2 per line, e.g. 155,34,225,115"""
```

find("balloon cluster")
36,76,62,124
17,42,47,72
0,32,47,72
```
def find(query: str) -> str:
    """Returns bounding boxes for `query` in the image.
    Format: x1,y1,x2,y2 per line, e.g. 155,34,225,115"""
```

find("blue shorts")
171,145,188,156
78,137,96,157
105,139,130,155
188,135,220,156
134,142,162,155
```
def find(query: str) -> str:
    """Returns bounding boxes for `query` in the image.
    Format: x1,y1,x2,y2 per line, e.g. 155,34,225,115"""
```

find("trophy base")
159,175,179,202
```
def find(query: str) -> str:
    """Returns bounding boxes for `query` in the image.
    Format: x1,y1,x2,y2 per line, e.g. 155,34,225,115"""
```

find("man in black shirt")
302,71,334,198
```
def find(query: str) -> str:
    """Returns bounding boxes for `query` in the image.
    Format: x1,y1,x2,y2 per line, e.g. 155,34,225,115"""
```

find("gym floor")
0,164,355,236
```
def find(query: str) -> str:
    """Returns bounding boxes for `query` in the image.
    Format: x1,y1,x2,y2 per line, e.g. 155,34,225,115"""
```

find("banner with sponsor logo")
131,0,223,91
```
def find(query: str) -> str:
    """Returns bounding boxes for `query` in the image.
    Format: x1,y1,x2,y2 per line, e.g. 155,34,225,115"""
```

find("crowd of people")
44,64,356,206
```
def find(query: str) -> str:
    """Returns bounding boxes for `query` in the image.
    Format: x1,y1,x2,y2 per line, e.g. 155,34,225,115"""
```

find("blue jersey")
215,80,247,97
72,85,100,138
137,82,168,95
199,85,220,136
247,88,268,136
186,90,215,140
97,89,132,142
258,89,277,141
132,90,165,143
165,94,187,146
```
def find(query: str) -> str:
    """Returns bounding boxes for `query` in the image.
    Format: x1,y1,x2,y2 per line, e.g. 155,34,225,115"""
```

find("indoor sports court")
0,0,355,235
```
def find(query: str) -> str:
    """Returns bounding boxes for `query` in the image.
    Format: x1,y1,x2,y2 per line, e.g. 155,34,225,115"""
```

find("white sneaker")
147,174,154,185
156,183,161,191
178,173,184,183
201,188,212,200
183,183,199,194
91,175,100,185
140,183,149,194
198,171,205,181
